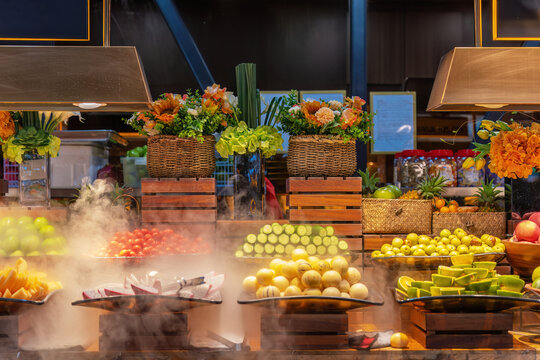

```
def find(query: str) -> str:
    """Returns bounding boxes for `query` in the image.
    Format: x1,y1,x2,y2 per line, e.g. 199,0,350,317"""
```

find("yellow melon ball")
271,275,290,292
302,270,322,288
292,248,309,261
284,285,302,296
307,256,320,266
322,270,342,288
256,268,275,286
341,292,351,298
322,287,341,297
313,260,331,274
282,261,298,279
338,279,350,293
331,257,349,276
242,276,258,293
261,285,280,298
269,258,285,275
290,277,304,290
390,332,408,348
256,286,266,299
296,260,312,277
344,267,362,284
304,288,322,296
349,283,369,299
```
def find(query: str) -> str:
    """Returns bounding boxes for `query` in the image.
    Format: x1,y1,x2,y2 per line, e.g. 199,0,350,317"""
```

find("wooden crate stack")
99,313,189,351
287,177,363,252
141,178,216,240
260,312,349,350
402,307,513,349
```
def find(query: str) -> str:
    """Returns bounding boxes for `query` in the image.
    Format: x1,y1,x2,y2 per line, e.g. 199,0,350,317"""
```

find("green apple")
9,250,23,257
17,216,33,227
39,225,56,238
20,234,40,254
0,217,15,228
4,228,19,238
2,236,19,254
33,217,49,229
373,187,396,199
20,223,38,236
41,238,61,252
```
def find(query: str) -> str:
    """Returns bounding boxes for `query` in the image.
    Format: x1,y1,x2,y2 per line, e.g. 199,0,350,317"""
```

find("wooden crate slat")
142,210,216,223
345,238,363,251
99,335,189,351
261,334,349,350
99,313,188,335
320,223,362,236
410,325,513,349
261,313,348,334
289,209,362,222
287,177,362,193
363,234,401,251
142,195,216,208
216,220,289,238
141,178,215,194
411,309,513,332
289,194,362,207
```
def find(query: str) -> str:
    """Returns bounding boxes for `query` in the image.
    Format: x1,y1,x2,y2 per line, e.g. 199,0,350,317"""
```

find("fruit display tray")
372,252,505,270
395,289,540,312
237,292,384,313
0,290,59,315
525,284,540,297
72,295,221,314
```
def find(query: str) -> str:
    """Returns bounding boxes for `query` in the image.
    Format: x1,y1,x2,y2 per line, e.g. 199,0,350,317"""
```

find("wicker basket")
362,199,432,234
287,135,356,177
432,212,506,238
146,135,216,178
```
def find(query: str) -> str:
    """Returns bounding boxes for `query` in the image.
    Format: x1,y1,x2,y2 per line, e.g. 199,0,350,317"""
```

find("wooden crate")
260,312,349,350
404,307,513,349
99,313,189,351
141,178,216,238
0,315,19,350
287,177,362,251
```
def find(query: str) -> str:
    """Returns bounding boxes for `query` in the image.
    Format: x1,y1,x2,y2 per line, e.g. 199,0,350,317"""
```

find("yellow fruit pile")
0,258,62,300
242,248,369,300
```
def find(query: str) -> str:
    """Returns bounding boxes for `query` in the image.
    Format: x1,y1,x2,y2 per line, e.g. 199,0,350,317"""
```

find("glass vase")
233,152,265,220
19,152,50,207
511,173,540,218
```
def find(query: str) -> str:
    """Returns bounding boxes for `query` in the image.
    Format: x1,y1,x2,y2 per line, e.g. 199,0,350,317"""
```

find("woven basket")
287,135,357,177
362,199,432,234
432,212,506,238
146,135,216,178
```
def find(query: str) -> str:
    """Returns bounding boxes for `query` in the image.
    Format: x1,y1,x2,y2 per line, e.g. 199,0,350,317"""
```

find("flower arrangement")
0,111,78,163
463,119,540,179
216,121,283,158
278,91,373,143
125,84,238,141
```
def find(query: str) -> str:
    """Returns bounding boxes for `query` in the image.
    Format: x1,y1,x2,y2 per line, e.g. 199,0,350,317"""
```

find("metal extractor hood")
427,47,540,112
0,46,152,112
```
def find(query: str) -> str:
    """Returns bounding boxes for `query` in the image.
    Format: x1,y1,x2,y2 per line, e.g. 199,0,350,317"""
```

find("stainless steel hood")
0,46,152,112
427,47,540,112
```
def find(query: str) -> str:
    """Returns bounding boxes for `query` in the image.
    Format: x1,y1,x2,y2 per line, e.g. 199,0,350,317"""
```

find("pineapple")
416,174,448,200
474,180,503,212
399,190,420,199
357,168,380,197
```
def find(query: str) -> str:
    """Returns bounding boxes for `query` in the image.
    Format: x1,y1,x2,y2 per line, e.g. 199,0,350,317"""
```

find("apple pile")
0,216,66,256
513,212,540,243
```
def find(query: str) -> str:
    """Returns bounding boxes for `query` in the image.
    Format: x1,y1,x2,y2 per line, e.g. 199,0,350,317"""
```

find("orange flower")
203,84,226,101
151,93,182,123
345,96,366,110
202,98,219,115
301,101,326,126
0,111,15,141
340,108,360,129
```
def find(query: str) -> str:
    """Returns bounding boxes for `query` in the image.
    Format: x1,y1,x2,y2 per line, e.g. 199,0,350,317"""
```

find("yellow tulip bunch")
0,258,62,301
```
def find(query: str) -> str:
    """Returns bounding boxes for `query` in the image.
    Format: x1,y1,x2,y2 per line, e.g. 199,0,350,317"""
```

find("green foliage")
357,168,380,195
236,63,258,129
216,121,283,158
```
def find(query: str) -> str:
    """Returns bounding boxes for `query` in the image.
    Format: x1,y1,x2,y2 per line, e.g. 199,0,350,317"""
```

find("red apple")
514,220,540,243
529,212,540,228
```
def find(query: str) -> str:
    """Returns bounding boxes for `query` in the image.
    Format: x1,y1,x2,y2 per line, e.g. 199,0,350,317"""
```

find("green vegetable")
215,121,283,158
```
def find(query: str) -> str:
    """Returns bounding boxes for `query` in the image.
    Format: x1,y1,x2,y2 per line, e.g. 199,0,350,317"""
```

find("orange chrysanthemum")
0,111,15,141
488,123,540,179
151,93,182,124
301,101,330,126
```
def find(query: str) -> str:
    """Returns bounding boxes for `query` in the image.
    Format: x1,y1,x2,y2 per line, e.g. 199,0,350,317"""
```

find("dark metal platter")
372,252,505,270
395,289,540,312
237,291,384,313
0,290,60,315
72,295,221,314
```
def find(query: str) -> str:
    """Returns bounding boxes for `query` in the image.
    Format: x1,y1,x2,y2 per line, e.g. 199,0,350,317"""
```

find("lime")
467,279,492,292
396,289,409,299
487,285,500,295
532,266,540,282
454,273,474,286
440,287,465,295
397,276,414,292
438,266,464,277
430,287,441,296
532,278,540,289
452,264,470,269
472,261,496,270
463,267,489,279
432,274,454,287
497,289,523,298
463,290,476,295
498,275,525,292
